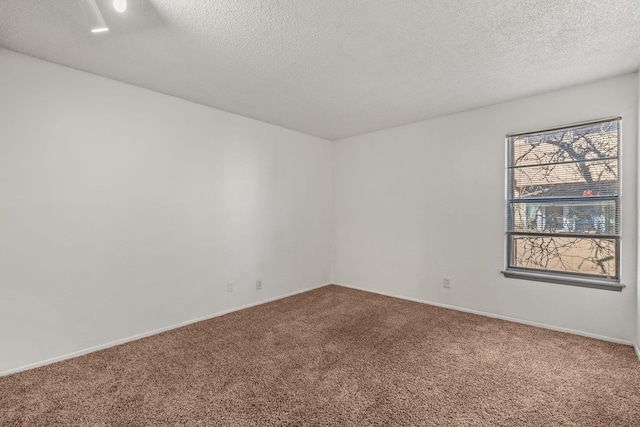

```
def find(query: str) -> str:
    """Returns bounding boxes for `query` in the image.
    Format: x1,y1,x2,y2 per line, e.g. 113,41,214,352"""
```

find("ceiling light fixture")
113,0,127,13
86,0,109,33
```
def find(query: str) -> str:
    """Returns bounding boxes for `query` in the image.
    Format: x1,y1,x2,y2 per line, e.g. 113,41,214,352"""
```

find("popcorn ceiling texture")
0,0,639,140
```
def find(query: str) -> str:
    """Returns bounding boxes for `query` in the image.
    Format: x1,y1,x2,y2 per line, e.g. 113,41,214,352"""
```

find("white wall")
638,70,640,352
333,74,638,343
0,49,333,374
1,49,637,375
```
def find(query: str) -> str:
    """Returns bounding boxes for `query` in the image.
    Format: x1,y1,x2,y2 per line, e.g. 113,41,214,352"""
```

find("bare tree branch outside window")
506,118,620,280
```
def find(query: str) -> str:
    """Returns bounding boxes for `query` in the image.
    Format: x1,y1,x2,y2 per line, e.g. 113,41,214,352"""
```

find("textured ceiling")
1,0,639,140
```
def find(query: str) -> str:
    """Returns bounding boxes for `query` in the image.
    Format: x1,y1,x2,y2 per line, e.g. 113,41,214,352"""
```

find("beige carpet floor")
1,285,639,426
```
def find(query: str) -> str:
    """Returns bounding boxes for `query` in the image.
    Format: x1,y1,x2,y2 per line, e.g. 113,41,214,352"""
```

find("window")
503,117,623,291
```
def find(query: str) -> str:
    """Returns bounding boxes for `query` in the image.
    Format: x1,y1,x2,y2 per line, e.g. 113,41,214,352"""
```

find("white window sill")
501,269,624,291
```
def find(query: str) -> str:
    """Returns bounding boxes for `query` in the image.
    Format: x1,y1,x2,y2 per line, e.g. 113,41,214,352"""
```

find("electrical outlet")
443,277,451,288
256,280,262,290
227,283,234,293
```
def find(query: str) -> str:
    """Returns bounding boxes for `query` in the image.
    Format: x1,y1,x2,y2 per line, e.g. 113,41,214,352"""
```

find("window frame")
502,117,625,292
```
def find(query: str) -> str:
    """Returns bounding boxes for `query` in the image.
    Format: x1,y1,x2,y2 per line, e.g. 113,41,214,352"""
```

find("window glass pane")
510,236,616,278
510,159,618,199
508,200,618,234
512,121,618,168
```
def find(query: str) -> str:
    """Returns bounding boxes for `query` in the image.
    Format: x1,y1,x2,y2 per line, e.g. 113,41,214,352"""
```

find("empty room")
1,0,639,425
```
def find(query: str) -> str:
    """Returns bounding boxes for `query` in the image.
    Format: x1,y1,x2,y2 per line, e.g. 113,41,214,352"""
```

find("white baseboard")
635,344,640,362
334,282,634,347
1,282,332,378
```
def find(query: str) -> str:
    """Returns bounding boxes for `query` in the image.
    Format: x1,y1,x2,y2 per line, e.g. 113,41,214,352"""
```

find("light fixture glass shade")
113,0,127,13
